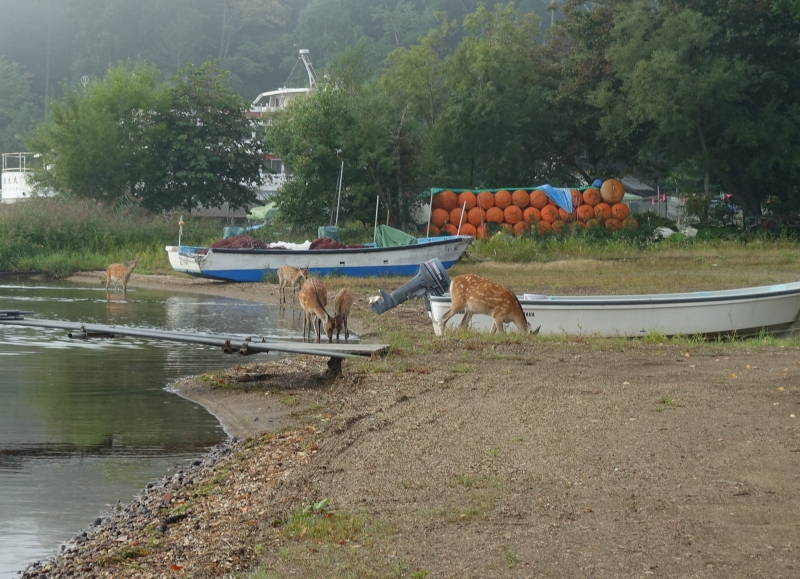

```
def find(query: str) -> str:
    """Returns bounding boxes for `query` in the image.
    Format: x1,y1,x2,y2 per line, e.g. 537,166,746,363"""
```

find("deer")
105,255,139,292
325,287,354,343
277,265,309,305
298,278,330,343
439,273,538,335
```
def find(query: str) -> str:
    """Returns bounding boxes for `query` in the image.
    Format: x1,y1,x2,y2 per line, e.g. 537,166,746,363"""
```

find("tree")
139,60,266,211
28,61,161,202
0,58,39,153
565,0,800,217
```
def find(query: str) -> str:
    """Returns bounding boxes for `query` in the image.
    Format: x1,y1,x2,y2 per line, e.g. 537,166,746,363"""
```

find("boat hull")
166,236,473,281
429,282,800,337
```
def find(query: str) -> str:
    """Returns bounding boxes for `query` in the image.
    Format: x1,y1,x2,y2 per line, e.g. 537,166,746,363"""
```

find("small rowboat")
428,282,800,337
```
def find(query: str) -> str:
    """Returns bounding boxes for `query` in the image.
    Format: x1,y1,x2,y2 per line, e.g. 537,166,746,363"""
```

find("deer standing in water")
325,287,354,343
439,274,537,334
298,278,330,342
277,265,309,305
105,255,139,292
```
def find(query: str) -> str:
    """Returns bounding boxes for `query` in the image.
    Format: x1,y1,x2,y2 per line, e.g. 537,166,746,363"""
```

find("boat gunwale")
428,282,800,308
189,235,472,256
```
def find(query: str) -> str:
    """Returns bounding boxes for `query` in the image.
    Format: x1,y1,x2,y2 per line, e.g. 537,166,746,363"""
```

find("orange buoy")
594,202,612,220
457,191,477,211
536,220,552,234
467,206,486,227
600,179,625,204
604,218,622,231
431,208,449,227
513,221,530,236
540,205,559,223
433,190,457,211
611,202,630,220
459,223,477,237
449,207,466,228
504,205,523,225
577,204,595,222
494,190,512,209
477,191,495,210
512,189,530,209
523,206,541,224
582,188,601,206
486,206,505,223
530,190,548,209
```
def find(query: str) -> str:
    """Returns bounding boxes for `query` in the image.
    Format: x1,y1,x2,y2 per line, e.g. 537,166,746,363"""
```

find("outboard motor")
370,258,450,314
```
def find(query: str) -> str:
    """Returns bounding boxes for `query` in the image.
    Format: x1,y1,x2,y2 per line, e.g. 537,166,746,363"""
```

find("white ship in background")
1,153,35,203
247,49,317,202
196,50,317,219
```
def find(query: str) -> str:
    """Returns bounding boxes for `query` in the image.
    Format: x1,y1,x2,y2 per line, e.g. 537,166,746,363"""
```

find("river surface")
0,281,305,578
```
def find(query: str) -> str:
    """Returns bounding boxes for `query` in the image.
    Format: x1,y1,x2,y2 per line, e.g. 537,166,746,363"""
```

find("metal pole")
426,189,434,238
456,200,467,235
334,161,344,227
178,215,184,247
373,196,380,243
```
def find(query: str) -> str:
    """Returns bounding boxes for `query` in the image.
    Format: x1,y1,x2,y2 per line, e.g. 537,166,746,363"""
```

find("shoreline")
19,269,800,578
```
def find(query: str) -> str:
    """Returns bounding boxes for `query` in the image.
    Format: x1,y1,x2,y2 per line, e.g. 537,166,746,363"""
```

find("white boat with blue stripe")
166,235,473,281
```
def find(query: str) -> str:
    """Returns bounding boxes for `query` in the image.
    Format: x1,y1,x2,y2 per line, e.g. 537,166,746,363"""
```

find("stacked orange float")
425,179,638,237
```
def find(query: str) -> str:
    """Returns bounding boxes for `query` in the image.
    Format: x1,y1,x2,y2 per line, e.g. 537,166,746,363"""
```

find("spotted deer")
439,274,537,334
277,265,309,305
325,287,354,343
105,255,139,292
298,278,330,342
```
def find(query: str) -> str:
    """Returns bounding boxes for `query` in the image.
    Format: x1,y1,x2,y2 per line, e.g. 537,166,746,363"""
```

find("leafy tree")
29,59,265,210
0,58,39,153
570,0,800,217
28,61,161,202
423,4,546,188
139,60,266,211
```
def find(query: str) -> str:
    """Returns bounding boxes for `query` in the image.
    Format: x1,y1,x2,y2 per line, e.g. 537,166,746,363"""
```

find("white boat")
166,235,473,281
428,282,800,337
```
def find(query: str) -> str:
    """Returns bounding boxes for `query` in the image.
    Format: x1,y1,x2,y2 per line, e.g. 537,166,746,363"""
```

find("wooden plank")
271,342,390,355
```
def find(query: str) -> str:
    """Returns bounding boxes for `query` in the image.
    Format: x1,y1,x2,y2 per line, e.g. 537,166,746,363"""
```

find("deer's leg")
343,316,348,343
459,309,474,328
491,315,506,334
439,297,465,333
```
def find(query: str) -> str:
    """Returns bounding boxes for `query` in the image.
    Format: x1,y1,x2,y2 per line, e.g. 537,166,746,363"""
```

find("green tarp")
375,224,417,247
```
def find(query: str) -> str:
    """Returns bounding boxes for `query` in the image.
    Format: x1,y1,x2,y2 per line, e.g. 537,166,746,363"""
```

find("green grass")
0,196,221,275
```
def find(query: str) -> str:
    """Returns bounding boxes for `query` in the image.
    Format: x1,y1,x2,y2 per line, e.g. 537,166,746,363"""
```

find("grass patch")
653,397,684,412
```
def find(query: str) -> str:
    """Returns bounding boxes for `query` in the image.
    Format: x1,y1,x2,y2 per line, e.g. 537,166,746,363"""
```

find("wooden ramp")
0,312,389,360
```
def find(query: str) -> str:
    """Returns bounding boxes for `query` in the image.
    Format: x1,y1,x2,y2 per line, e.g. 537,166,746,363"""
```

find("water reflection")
0,282,304,577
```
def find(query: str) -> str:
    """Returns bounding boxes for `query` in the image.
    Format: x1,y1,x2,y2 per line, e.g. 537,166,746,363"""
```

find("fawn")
439,273,536,334
325,287,354,343
277,265,309,304
298,278,330,342
105,255,139,292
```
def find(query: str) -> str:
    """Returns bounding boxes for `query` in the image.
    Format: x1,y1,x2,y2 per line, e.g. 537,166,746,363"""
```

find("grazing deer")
105,255,139,292
277,265,309,305
325,287,354,343
439,274,536,334
298,278,330,342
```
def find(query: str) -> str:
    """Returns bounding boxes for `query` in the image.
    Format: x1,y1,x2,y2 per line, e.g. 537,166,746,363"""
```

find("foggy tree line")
0,0,556,154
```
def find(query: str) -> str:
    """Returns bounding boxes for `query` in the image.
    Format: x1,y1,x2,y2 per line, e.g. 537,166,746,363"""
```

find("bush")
0,196,219,275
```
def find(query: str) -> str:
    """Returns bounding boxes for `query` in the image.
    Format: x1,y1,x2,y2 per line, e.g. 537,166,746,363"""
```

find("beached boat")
166,235,473,281
427,281,800,337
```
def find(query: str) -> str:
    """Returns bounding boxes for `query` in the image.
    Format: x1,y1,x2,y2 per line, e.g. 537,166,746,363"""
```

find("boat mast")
299,49,317,89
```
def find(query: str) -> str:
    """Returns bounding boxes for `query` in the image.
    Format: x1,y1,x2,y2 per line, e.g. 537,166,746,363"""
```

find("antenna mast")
298,49,317,89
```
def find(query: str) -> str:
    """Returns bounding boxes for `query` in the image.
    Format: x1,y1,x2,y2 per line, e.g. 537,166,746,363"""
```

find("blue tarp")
535,184,573,213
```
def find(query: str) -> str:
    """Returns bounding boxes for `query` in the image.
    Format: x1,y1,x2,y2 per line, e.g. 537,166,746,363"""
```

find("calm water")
0,281,305,577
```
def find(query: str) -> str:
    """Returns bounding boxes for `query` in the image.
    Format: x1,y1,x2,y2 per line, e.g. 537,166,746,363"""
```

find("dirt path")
55,271,800,578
